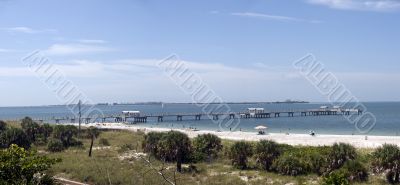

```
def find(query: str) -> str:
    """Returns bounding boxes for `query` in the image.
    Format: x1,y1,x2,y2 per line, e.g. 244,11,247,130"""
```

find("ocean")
0,102,399,136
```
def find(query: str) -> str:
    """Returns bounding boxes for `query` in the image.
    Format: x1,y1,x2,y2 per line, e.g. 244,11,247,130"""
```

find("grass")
27,129,390,185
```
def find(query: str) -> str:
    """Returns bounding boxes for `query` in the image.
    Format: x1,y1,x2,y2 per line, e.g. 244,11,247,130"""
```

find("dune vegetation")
0,118,399,184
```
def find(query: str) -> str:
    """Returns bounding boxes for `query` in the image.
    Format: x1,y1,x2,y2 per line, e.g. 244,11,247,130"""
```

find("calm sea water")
0,102,399,136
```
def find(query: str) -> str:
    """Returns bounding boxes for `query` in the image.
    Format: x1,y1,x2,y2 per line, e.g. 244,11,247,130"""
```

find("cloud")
0,48,16,53
209,10,220,14
1,26,57,34
78,39,107,44
1,58,400,103
44,43,114,56
307,0,400,12
231,12,322,23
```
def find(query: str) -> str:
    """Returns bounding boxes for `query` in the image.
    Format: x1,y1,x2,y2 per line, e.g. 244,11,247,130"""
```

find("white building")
122,111,141,117
247,108,264,116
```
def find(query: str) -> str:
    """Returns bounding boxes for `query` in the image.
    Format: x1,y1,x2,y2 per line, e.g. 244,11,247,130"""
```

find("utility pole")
78,100,82,139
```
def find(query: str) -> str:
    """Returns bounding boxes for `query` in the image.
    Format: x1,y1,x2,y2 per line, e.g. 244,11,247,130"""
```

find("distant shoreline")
0,101,310,108
4,101,400,108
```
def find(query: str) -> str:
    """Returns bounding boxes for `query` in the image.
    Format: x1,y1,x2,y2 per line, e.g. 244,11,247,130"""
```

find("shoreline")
72,123,400,149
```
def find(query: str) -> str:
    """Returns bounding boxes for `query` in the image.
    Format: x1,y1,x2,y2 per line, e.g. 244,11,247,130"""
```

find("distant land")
98,100,309,106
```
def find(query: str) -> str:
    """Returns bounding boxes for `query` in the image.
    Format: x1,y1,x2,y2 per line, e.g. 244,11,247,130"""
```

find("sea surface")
0,102,399,136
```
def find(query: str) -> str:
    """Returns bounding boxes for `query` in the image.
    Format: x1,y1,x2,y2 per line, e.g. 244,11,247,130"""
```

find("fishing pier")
30,107,362,124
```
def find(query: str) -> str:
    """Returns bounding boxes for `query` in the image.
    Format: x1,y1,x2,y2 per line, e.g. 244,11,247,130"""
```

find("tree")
0,144,59,184
372,144,400,184
228,141,253,170
157,131,192,172
0,120,7,131
327,143,357,172
254,140,281,170
87,126,100,157
0,127,31,149
21,117,40,143
142,132,166,157
64,125,78,146
53,125,78,147
192,133,222,162
39,123,53,143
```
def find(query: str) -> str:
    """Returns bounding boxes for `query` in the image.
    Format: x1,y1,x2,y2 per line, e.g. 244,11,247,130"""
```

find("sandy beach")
73,122,400,149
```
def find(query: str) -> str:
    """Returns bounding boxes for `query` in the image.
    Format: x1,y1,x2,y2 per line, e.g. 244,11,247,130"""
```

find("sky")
0,0,399,106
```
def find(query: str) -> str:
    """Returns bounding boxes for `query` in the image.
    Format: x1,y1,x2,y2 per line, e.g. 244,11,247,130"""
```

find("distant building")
122,111,141,117
247,108,264,116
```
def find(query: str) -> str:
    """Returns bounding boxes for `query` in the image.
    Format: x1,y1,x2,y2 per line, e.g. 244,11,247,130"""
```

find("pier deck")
28,108,362,124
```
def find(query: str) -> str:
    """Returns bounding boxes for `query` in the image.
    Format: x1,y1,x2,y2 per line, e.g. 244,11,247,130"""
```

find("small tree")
0,144,59,184
53,125,78,147
272,153,307,176
192,133,222,162
64,125,78,146
327,143,356,172
372,144,400,184
0,120,7,131
40,123,53,143
47,139,65,152
87,126,100,157
254,140,281,170
228,141,253,170
142,132,166,157
157,131,192,172
21,117,40,143
0,127,31,149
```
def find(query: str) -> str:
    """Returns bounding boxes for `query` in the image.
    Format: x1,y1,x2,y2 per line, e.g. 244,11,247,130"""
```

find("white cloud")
44,43,114,56
1,58,399,103
307,0,400,12
209,10,220,14
0,48,16,53
231,12,322,23
78,39,107,44
1,26,57,34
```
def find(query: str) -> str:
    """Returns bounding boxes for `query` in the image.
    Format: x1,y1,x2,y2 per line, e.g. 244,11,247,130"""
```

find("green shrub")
271,146,331,176
0,127,31,149
0,144,60,184
372,144,400,184
228,141,253,170
192,133,222,162
157,131,192,172
32,173,58,185
297,146,331,174
142,132,166,157
52,125,78,147
47,139,65,152
327,143,357,172
340,160,368,182
0,120,7,131
118,143,135,153
272,152,308,176
322,170,350,185
254,140,281,171
98,138,110,146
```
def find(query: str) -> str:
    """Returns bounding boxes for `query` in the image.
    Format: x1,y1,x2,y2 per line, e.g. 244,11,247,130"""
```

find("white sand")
73,122,400,149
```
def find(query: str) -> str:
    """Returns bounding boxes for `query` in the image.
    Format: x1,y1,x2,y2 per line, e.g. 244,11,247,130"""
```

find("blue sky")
0,0,399,106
